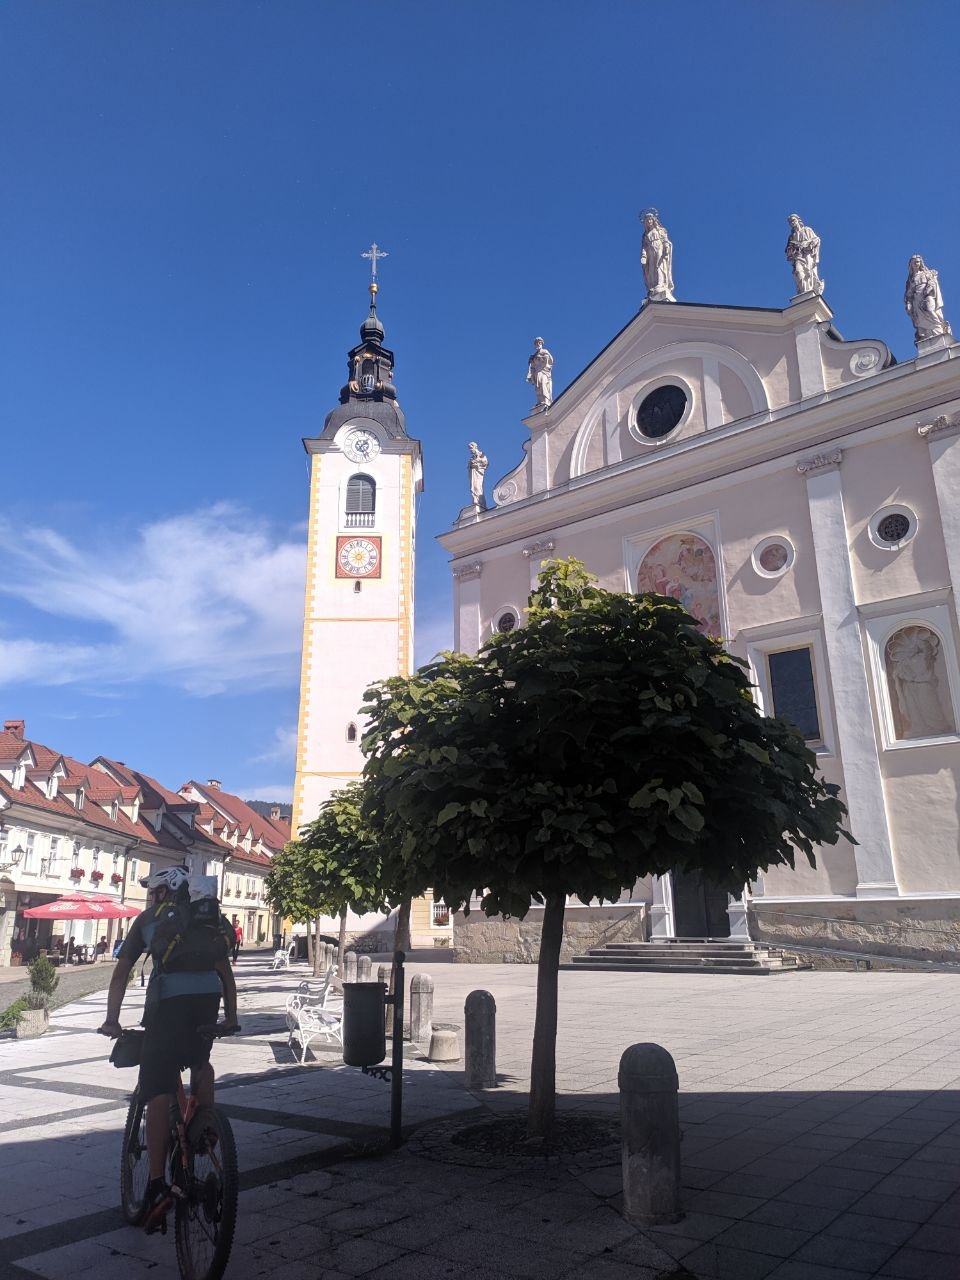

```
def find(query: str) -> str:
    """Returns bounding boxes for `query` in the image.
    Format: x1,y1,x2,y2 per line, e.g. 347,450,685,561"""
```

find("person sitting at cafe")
95,936,108,960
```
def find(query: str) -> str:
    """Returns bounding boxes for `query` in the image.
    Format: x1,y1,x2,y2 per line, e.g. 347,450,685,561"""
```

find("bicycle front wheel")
120,1088,149,1225
173,1105,238,1280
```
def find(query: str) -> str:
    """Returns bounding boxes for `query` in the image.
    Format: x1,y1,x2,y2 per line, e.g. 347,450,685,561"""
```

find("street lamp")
0,844,25,873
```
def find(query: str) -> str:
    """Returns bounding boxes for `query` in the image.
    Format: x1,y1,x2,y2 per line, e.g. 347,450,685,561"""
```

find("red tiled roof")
0,731,35,764
181,781,288,851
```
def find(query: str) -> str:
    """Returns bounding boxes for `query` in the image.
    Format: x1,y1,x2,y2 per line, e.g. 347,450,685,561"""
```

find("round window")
876,513,911,544
497,612,517,633
868,505,917,551
635,385,687,439
752,536,795,579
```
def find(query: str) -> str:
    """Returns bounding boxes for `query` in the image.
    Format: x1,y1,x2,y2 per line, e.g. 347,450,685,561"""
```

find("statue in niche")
904,255,952,343
526,337,554,412
884,626,955,739
785,214,824,296
468,441,488,510
640,208,676,302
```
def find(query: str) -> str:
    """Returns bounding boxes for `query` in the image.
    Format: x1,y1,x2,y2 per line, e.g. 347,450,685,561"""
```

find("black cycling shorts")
139,994,221,1102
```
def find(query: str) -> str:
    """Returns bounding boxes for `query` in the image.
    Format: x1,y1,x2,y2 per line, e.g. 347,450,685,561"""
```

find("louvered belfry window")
345,474,376,528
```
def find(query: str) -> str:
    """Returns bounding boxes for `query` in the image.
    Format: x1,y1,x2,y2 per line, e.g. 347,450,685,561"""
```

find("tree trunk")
527,891,566,1139
305,921,313,971
313,915,323,976
394,897,412,954
337,906,348,971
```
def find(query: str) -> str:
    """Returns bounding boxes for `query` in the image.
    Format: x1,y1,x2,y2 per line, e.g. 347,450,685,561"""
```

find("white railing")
344,512,375,529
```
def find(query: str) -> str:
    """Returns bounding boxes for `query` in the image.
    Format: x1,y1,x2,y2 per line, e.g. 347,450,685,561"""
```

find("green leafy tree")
298,781,393,969
361,559,850,1137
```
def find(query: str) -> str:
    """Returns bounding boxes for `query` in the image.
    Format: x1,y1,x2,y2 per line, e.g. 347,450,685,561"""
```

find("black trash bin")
342,982,387,1067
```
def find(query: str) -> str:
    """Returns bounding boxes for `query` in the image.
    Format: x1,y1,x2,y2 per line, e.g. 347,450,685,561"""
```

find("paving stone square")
1,953,959,1278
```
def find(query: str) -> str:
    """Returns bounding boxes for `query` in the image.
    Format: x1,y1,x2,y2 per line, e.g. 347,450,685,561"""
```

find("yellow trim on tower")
292,452,323,834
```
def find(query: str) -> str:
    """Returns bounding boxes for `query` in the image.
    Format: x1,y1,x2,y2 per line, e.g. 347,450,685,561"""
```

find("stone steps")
562,939,808,975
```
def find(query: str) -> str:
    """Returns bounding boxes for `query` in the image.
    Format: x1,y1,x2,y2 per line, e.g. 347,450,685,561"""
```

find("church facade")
439,221,960,960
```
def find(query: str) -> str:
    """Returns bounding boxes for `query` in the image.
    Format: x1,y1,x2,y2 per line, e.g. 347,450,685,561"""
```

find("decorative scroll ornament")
494,480,519,506
797,448,843,475
452,562,483,582
917,412,960,439
522,538,556,560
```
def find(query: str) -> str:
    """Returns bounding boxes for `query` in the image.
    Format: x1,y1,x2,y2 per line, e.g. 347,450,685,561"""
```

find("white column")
799,449,898,896
919,413,960,597
649,874,675,938
522,538,557,591
796,322,826,399
702,357,724,429
453,564,483,656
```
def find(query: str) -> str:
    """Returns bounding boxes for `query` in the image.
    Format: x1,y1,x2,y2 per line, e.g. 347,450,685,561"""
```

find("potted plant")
15,953,59,1039
90,870,104,884
69,866,84,880
110,872,123,886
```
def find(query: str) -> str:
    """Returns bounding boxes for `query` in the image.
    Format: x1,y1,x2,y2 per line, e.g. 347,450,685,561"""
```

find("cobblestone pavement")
1,954,959,1279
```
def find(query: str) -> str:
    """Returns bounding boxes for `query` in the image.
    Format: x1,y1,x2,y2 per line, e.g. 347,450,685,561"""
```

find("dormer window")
13,763,25,790
45,775,58,799
76,787,85,810
111,799,119,821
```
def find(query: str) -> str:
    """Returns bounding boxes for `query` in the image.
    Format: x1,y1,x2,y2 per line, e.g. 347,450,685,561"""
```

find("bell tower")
292,251,423,832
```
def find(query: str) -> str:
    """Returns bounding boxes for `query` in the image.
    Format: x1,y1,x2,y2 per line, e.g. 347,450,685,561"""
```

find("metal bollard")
408,973,434,1043
343,951,358,983
358,954,372,981
464,990,496,1089
618,1043,683,1226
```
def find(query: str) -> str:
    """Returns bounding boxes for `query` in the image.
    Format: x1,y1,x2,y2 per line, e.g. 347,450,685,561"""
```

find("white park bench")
285,968,343,1062
271,943,297,970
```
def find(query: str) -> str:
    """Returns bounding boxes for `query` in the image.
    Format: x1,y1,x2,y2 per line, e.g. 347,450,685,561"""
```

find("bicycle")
113,1023,241,1280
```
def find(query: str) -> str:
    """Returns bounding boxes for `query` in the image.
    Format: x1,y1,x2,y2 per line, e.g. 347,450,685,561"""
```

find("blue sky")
2,2,958,801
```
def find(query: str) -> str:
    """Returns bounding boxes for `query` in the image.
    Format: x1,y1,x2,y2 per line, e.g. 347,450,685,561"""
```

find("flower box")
90,871,104,883
69,868,84,880
110,873,123,885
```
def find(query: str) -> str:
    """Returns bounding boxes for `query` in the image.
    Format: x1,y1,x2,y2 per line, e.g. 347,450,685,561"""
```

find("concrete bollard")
343,951,358,983
618,1043,683,1227
464,990,496,1089
357,954,372,981
428,1022,460,1062
407,973,434,1043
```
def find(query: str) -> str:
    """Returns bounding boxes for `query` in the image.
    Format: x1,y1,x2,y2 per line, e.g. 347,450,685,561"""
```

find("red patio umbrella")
23,891,140,920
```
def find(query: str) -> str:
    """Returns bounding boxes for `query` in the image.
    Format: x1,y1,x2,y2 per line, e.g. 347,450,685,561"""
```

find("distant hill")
245,799,293,822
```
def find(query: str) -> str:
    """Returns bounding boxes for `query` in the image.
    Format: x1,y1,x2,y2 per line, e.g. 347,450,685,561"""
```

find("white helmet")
139,865,189,893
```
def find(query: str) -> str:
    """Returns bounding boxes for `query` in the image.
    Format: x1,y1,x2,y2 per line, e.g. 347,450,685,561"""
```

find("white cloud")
0,506,305,696
239,783,294,804
249,724,298,766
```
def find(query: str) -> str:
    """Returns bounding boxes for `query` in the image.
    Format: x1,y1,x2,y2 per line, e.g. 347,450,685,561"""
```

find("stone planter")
15,1007,50,1039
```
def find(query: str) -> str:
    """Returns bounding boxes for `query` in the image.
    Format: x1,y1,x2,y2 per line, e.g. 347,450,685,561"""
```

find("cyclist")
99,866,238,1233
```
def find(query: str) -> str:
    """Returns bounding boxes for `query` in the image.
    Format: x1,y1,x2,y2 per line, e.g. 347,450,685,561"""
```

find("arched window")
346,723,358,743
345,474,376,528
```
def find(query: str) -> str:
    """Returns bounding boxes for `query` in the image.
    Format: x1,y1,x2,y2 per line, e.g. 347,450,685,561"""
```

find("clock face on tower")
336,535,382,578
343,428,381,463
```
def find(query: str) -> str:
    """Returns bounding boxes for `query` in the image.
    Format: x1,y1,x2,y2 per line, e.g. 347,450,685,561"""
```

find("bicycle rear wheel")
120,1088,149,1225
173,1105,238,1280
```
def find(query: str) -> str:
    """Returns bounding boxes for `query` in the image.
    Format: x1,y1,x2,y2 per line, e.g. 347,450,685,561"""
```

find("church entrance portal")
671,868,731,938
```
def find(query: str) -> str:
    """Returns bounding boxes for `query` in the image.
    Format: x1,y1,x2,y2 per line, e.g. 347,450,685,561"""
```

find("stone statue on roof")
640,208,676,303
468,442,488,510
526,337,554,412
904,255,952,344
785,214,824,297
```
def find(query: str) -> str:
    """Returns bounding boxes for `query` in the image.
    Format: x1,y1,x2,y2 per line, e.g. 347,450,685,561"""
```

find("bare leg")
146,1094,173,1179
190,1061,215,1107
